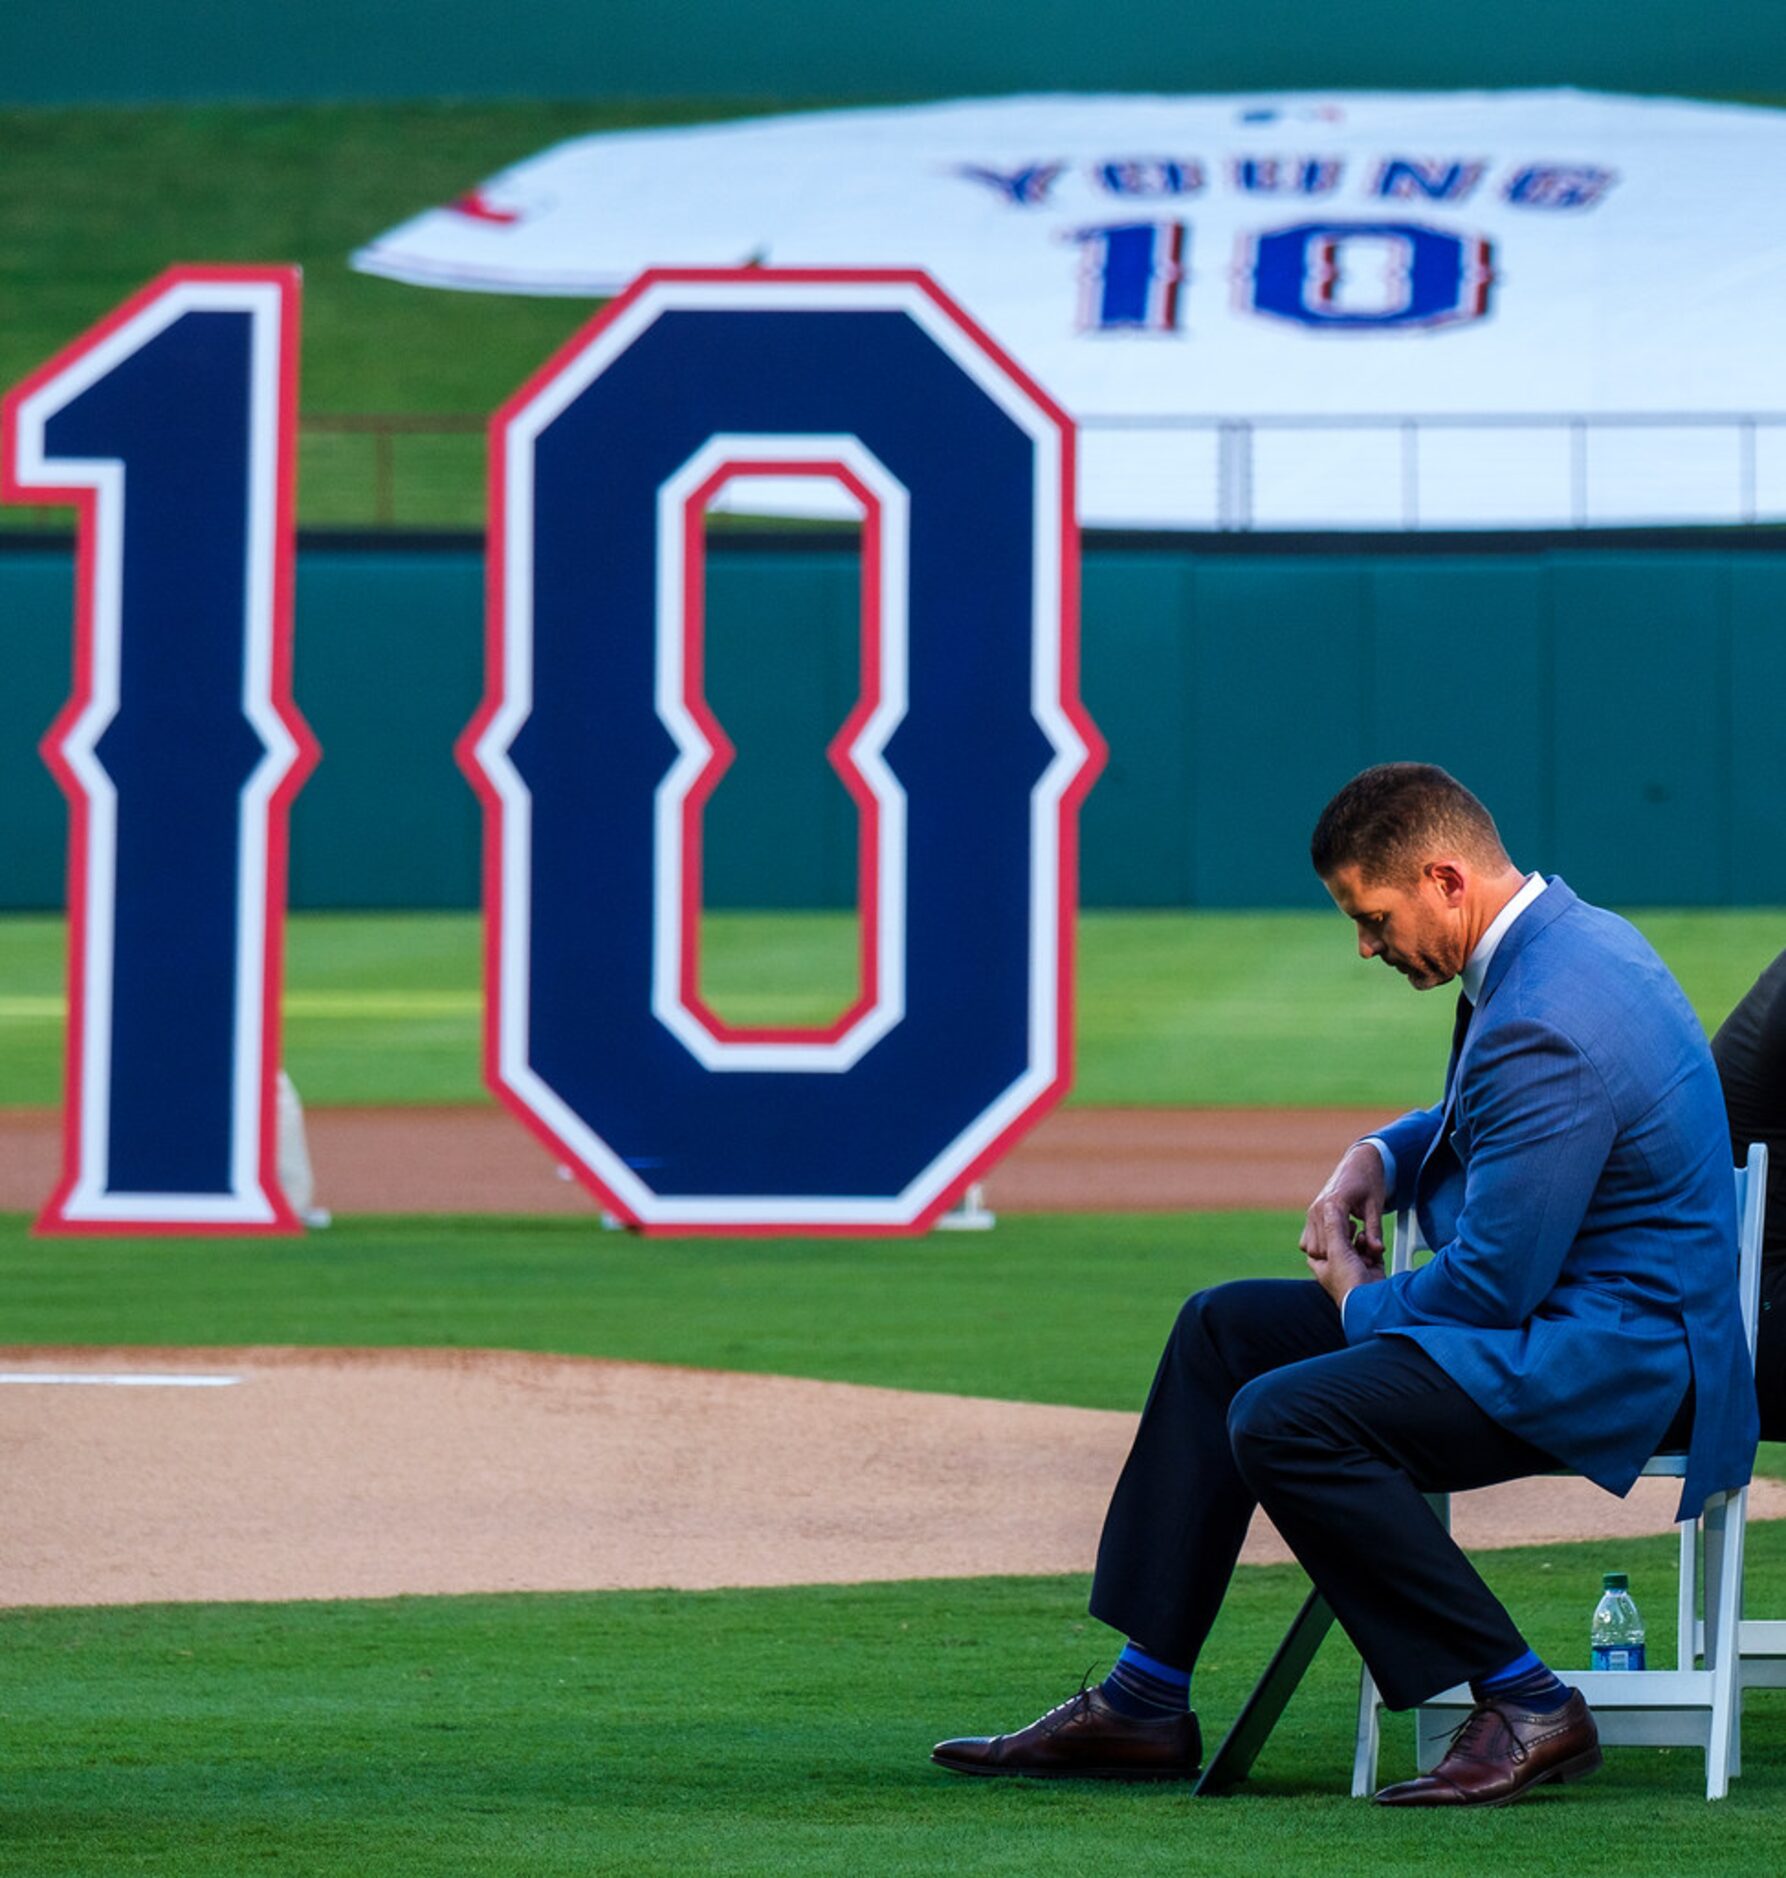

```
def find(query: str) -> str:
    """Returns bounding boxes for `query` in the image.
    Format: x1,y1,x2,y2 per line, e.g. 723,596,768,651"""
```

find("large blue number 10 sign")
462,270,1103,1233
6,264,1102,1237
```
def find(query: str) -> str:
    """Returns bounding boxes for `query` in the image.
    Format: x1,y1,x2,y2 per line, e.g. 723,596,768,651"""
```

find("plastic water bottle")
1590,1572,1646,1671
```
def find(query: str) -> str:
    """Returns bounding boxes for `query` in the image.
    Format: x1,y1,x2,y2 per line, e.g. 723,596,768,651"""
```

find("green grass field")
9,1540,1786,1877
1,907,1781,1109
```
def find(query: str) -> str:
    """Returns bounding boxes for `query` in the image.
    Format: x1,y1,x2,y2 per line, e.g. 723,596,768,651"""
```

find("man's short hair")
1310,763,1509,883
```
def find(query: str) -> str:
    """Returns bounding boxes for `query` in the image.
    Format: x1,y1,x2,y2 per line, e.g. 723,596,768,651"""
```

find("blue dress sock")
1099,1641,1191,1719
1471,1647,1572,1712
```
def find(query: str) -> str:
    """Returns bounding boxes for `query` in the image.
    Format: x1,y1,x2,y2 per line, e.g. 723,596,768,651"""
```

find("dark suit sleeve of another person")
1712,946,1786,1440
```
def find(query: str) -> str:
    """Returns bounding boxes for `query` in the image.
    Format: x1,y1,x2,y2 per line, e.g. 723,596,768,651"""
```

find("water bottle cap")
1603,1571,1629,1591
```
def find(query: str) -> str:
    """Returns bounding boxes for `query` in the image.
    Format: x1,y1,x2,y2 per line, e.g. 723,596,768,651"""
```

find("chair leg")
1196,1588,1337,1797
1415,1704,1454,1773
1351,1668,1382,1799
1703,1490,1747,1799
1723,1489,1749,1786
1409,1488,1455,1777
1677,1517,1697,1670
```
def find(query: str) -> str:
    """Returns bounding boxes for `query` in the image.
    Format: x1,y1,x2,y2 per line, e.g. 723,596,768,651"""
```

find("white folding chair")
1687,1148,1786,1699
1352,1144,1768,1801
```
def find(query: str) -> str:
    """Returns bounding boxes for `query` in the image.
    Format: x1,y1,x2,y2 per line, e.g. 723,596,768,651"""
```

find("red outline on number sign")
675,458,884,1048
459,268,1105,1235
1,265,318,1236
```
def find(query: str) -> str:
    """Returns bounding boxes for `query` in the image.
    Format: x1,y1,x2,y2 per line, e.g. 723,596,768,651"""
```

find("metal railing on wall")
1080,411,1786,532
288,410,1786,533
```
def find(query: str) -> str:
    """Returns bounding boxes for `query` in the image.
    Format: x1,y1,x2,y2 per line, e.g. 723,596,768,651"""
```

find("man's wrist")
1360,1135,1396,1196
1335,1260,1386,1315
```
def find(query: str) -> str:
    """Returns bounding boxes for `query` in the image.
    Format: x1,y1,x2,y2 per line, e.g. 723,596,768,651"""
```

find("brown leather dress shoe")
931,1686,1200,1780
1374,1689,1601,1807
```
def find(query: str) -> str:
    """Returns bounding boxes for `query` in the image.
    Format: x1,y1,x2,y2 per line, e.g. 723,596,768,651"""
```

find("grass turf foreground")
5,1535,1786,1875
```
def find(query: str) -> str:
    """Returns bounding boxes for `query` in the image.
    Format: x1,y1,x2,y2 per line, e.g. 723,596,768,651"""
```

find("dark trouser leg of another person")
1757,1263,1786,1442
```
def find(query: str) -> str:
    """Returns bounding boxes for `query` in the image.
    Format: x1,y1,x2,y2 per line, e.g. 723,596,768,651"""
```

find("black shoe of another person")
931,1686,1201,1781
1374,1690,1601,1808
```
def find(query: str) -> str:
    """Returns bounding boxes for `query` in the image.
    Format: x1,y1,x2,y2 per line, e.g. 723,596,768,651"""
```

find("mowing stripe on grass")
0,1372,242,1387
0,991,481,1021
0,996,62,1020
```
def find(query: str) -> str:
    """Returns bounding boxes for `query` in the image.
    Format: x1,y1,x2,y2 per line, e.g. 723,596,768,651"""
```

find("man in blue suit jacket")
933,763,1756,1807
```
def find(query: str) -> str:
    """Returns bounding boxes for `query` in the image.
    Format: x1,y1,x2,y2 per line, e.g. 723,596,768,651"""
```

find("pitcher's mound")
2,1345,1768,1608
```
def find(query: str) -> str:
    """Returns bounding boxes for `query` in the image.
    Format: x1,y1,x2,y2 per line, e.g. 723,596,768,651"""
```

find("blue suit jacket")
1345,879,1757,1519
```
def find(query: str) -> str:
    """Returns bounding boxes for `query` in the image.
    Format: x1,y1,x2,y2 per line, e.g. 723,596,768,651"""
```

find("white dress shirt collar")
1461,872,1546,1005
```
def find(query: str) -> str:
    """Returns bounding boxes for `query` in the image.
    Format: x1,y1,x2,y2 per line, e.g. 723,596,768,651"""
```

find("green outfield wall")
4,2,1782,106
3,533,1783,912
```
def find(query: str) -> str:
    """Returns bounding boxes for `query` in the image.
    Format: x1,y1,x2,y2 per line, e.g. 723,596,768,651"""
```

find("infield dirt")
0,1103,1384,1216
